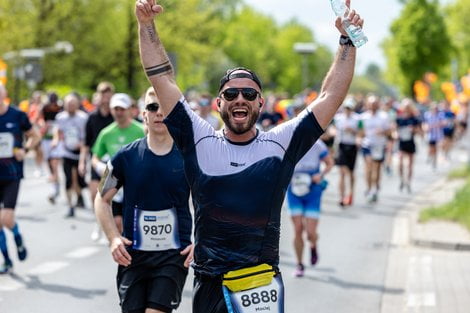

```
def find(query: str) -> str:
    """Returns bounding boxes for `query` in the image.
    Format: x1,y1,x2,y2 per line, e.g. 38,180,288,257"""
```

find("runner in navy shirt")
136,1,363,312
440,100,456,160
395,99,421,193
0,83,40,273
95,87,193,313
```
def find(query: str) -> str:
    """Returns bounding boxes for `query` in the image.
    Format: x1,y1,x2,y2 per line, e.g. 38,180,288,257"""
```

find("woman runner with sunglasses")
135,1,364,312
95,87,194,313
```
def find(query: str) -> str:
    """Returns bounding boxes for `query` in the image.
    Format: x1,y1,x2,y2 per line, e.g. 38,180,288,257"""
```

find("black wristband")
339,35,354,47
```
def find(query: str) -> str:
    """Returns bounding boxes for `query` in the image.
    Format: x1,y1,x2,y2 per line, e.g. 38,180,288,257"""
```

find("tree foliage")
384,0,453,96
445,0,470,76
0,0,333,101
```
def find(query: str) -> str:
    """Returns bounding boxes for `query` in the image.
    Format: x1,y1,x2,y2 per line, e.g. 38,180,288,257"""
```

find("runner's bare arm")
24,127,41,150
78,146,89,176
95,178,133,266
135,0,182,116
95,186,120,242
309,0,363,129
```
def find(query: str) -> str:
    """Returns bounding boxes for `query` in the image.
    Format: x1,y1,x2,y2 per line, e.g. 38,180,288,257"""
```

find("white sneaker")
91,224,102,242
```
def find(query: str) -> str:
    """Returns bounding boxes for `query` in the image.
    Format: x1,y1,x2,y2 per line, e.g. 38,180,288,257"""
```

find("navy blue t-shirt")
165,97,324,276
440,110,456,133
110,138,192,250
396,116,420,143
0,106,32,180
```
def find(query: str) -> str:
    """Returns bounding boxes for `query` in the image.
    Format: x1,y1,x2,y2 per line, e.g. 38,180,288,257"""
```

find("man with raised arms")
135,1,363,312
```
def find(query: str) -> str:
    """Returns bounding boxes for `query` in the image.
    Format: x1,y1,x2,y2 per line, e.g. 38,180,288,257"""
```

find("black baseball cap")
219,67,262,91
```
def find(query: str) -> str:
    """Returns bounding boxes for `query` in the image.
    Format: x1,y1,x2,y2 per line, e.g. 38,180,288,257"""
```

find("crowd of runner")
0,75,468,276
2,78,467,274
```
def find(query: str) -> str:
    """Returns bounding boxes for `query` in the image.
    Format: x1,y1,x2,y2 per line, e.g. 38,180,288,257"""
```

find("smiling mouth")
231,108,248,121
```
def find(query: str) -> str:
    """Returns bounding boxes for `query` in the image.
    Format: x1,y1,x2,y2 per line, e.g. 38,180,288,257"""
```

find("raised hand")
135,0,163,24
334,0,364,37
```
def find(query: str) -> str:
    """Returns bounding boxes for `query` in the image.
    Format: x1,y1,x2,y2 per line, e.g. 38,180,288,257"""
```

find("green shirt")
92,120,145,160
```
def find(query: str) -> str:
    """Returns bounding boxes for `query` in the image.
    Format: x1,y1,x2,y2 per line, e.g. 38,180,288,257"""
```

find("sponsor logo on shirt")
230,162,246,167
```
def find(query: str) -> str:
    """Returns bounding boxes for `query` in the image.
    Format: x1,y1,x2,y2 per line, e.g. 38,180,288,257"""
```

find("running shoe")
65,207,75,218
293,264,305,277
399,181,404,191
310,246,318,265
14,235,27,261
90,223,102,242
0,259,13,274
406,183,412,194
346,194,353,206
48,194,56,204
366,192,374,204
385,165,392,176
76,195,85,208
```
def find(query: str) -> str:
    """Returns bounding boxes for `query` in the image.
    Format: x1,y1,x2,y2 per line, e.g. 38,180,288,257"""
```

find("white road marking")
65,246,100,259
28,261,69,275
406,255,436,308
407,293,436,307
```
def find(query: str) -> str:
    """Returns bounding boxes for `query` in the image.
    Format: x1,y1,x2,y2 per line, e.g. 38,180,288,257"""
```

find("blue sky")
244,0,454,74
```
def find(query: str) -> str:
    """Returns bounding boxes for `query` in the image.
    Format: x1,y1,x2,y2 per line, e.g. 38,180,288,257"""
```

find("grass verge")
448,165,470,179
420,176,470,232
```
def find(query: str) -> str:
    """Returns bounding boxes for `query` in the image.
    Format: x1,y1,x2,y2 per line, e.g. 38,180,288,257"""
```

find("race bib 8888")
223,275,284,313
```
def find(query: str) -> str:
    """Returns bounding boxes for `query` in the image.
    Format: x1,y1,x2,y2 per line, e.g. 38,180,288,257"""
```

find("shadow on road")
303,274,404,295
8,273,107,299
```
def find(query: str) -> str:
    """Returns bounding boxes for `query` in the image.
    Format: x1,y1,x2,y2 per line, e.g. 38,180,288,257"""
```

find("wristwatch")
339,35,354,47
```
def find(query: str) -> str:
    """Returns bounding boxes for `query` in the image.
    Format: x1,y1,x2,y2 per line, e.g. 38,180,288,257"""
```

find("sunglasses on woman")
220,88,259,102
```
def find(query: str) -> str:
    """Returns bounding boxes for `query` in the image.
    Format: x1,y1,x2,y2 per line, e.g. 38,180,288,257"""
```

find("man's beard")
220,107,260,135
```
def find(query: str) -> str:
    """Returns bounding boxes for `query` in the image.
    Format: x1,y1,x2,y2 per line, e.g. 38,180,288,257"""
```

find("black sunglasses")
220,88,259,102
145,102,160,112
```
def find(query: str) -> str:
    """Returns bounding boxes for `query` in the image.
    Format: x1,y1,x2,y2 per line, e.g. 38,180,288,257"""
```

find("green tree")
384,0,453,96
0,0,332,99
220,7,331,95
446,0,470,76
272,20,331,93
349,63,397,96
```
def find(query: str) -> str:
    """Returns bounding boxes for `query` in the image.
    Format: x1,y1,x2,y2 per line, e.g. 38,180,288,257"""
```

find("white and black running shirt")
164,97,324,276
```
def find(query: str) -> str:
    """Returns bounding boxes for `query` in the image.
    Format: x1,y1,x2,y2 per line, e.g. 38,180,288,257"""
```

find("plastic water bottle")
330,0,368,48
320,179,329,191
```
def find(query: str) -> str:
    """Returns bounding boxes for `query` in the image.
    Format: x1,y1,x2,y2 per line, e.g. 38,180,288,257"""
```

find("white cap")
110,93,131,109
343,97,356,109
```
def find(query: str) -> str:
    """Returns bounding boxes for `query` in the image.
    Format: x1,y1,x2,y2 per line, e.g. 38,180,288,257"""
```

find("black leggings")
63,157,87,190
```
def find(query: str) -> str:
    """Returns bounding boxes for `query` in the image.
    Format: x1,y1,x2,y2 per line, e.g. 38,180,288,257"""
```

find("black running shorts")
112,200,123,217
335,143,358,171
63,157,87,190
193,273,228,313
117,249,189,313
90,166,101,181
0,180,21,209
399,140,416,154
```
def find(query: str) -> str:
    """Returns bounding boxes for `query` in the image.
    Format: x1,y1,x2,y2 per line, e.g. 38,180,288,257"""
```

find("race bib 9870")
132,207,181,251
0,133,14,158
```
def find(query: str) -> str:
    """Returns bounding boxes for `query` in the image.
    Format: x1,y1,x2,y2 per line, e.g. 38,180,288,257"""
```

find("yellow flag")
0,59,7,85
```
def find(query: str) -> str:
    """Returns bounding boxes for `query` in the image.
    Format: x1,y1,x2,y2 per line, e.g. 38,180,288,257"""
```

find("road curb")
408,176,470,252
411,238,470,251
